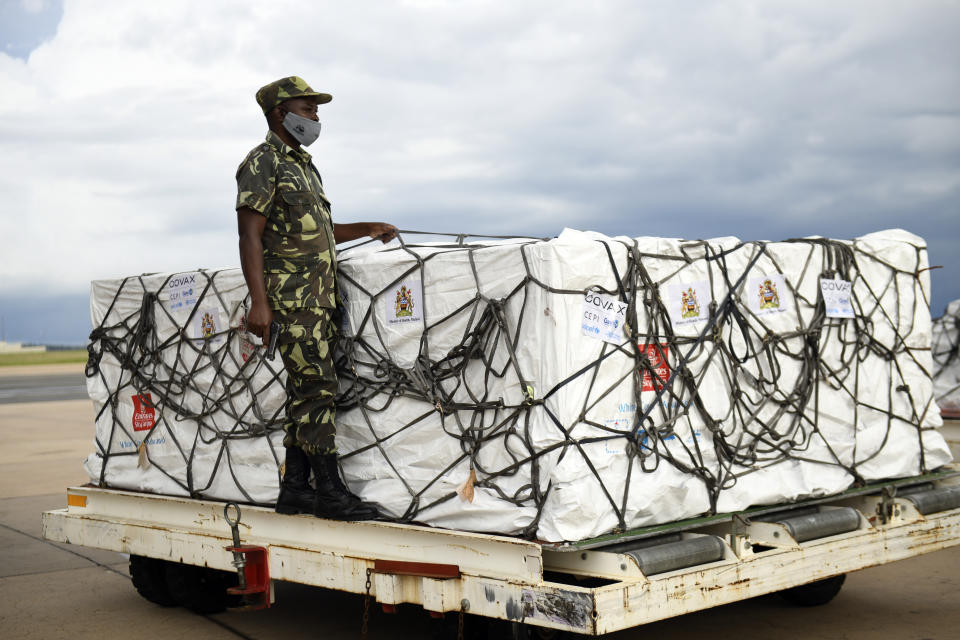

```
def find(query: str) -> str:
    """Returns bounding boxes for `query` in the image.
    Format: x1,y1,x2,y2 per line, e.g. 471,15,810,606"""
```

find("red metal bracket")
373,559,460,579
226,545,271,610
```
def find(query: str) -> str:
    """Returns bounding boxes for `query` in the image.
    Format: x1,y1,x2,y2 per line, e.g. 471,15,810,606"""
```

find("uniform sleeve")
235,146,277,215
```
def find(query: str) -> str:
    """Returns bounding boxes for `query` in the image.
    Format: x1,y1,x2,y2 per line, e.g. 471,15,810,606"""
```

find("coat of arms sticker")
668,280,711,326
386,279,424,325
747,273,792,316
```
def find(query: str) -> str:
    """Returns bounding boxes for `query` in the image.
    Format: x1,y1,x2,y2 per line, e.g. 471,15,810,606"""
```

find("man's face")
278,97,319,122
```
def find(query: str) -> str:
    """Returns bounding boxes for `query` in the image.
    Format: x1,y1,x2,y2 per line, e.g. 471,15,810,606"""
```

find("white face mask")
282,111,321,146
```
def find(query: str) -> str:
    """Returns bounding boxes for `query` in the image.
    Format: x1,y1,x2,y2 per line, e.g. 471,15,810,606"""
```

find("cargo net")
83,230,948,540
85,272,289,504
333,231,945,538
932,300,960,415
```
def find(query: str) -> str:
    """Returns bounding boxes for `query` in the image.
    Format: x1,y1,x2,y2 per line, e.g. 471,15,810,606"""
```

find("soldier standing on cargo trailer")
235,76,397,521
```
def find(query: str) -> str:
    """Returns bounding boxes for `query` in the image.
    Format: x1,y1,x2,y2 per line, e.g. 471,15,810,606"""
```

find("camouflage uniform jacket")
236,131,337,310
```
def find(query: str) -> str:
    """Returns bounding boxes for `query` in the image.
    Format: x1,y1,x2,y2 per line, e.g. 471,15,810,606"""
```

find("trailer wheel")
163,561,238,614
429,612,492,639
488,620,581,639
518,624,583,639
778,574,846,607
129,555,178,607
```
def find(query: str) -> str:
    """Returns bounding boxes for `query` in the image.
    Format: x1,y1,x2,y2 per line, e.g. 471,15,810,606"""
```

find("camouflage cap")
256,76,332,114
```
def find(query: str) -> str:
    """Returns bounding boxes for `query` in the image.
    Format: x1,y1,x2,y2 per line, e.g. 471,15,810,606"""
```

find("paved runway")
0,371,87,404
2,364,960,638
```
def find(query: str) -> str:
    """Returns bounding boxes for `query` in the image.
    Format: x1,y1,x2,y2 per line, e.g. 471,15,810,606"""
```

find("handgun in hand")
265,321,280,361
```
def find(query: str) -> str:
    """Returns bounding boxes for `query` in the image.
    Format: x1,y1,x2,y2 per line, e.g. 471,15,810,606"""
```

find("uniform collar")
265,130,312,163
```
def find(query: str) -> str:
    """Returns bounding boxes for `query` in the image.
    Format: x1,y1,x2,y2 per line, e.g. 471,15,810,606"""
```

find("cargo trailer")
42,465,960,638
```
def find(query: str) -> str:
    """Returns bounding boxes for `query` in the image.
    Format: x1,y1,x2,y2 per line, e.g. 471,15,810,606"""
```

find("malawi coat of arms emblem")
758,279,781,310
395,286,414,317
201,312,216,338
680,287,700,319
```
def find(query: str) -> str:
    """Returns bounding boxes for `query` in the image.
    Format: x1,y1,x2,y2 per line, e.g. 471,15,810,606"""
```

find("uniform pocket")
279,190,323,232
279,190,313,207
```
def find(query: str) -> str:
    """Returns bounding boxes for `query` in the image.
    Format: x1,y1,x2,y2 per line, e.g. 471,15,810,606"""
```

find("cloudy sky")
0,0,958,344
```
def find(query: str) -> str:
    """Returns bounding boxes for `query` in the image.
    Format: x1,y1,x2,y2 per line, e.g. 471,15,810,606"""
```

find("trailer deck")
42,467,960,636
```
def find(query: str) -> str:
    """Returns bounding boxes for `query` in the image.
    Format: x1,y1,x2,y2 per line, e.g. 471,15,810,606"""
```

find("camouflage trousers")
275,307,339,455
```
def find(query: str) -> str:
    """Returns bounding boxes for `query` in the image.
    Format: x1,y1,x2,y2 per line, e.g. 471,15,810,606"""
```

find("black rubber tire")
431,614,585,640
163,561,238,614
778,574,846,607
487,619,579,640
129,555,178,607
429,613,491,640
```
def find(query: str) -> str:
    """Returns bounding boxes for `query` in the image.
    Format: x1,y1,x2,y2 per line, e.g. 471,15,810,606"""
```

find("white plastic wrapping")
83,229,953,542
83,268,288,504
933,300,960,415
335,229,951,541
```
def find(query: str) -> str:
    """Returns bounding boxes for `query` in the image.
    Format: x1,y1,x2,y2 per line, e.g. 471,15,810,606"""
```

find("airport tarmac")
0,362,86,404
1,363,959,639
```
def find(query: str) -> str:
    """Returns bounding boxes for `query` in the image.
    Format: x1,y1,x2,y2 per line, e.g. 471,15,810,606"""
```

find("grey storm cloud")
0,0,958,344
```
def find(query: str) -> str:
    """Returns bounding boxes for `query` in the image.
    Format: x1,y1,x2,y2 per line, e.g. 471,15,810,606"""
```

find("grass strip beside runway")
0,350,87,367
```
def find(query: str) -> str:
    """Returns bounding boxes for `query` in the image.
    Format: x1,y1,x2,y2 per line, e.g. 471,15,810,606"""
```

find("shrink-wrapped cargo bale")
84,269,288,504
82,228,953,542
933,300,960,416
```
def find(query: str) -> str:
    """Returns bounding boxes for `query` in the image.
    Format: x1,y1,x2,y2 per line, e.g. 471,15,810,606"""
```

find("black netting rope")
86,269,287,503
933,301,960,408
85,231,941,533
332,231,941,536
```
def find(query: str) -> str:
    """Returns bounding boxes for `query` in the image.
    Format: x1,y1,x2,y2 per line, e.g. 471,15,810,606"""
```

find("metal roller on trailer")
42,466,960,638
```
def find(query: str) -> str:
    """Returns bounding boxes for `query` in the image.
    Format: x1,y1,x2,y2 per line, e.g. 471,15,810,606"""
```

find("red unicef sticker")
640,344,670,392
132,393,156,432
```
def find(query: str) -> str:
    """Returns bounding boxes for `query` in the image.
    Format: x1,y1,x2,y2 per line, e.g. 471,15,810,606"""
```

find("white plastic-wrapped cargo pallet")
932,300,960,416
82,228,953,543
84,269,288,504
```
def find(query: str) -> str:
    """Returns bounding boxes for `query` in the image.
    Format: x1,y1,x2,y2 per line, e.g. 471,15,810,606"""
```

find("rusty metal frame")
42,473,960,636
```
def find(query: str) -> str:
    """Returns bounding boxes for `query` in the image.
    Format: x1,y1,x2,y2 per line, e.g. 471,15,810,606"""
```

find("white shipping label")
667,280,712,325
581,292,627,344
236,316,258,362
167,271,200,312
193,307,225,344
239,333,257,362
820,277,855,318
747,273,792,316
385,279,423,325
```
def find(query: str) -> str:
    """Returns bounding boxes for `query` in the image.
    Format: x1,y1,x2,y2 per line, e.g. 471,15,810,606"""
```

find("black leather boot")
275,446,315,515
306,452,380,521
325,454,364,500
